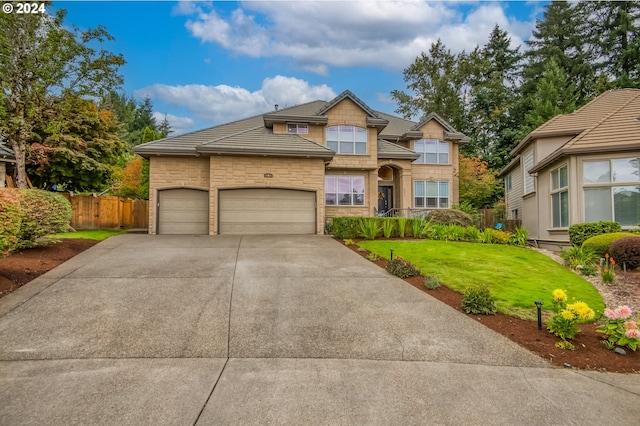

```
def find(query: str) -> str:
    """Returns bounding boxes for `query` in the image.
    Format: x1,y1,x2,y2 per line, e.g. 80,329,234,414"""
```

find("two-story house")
500,89,640,249
135,90,469,235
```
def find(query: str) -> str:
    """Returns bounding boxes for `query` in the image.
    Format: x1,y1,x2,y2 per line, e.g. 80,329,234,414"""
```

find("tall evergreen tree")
523,1,596,105
158,114,173,138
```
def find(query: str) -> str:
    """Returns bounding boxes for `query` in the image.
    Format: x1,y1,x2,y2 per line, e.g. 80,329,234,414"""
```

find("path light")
535,300,544,330
390,248,394,260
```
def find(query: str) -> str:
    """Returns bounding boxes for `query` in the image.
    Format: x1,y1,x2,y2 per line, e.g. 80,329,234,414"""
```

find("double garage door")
157,188,316,235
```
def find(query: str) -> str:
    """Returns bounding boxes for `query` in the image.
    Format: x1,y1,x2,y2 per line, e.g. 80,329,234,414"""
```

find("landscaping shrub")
397,217,408,238
427,209,473,227
381,218,396,238
547,289,595,346
360,217,381,240
453,201,480,226
609,236,640,270
331,217,362,239
479,228,511,244
508,226,529,246
411,218,433,238
0,191,23,256
560,246,598,270
424,275,442,290
464,226,482,243
386,256,421,278
569,221,621,247
461,284,497,315
582,232,636,257
443,224,466,241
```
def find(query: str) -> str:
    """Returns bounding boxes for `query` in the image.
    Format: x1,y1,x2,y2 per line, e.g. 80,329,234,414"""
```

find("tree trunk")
10,133,28,189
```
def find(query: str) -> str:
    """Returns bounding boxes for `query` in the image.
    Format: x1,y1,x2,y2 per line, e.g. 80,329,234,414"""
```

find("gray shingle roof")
377,140,420,160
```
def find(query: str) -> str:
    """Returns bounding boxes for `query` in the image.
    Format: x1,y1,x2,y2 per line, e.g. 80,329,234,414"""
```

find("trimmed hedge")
0,191,23,255
568,221,621,247
609,236,640,270
582,232,636,257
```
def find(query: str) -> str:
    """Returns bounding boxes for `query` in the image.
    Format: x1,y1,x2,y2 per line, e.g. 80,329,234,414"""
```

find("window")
511,209,519,220
414,180,449,208
414,139,449,164
523,149,535,194
551,165,569,228
287,123,308,134
326,126,367,154
325,175,365,206
505,174,512,192
583,157,640,226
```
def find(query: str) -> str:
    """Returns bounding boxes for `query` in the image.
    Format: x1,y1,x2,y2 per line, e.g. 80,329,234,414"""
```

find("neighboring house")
0,140,15,188
134,90,469,235
500,89,640,249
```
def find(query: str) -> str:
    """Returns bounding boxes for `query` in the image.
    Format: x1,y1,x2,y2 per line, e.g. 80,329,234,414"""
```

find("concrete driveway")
0,235,638,425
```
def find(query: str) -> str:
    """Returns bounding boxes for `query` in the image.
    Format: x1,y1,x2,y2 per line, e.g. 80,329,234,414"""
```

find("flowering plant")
597,306,640,351
547,289,595,345
599,253,616,284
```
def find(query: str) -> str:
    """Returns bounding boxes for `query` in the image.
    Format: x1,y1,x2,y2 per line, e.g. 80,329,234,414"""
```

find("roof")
0,140,15,162
134,91,468,160
377,140,420,160
511,89,640,157
528,89,640,173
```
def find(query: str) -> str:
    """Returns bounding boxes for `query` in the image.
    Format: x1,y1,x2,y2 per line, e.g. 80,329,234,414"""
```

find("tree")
521,59,577,137
158,114,172,138
391,39,471,130
101,91,137,144
0,6,124,188
27,95,125,191
458,155,501,208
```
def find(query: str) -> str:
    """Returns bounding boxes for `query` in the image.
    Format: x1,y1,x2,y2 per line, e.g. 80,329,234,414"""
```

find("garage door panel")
219,189,315,235
158,189,209,235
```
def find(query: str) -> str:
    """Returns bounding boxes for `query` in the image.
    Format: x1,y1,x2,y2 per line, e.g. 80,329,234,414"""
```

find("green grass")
359,239,605,320
52,229,127,241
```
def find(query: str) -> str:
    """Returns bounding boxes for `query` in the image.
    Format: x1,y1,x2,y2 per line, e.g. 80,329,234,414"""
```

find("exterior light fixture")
534,300,544,330
390,248,394,260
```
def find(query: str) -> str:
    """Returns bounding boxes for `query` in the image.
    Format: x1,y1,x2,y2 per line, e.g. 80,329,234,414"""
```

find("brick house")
135,91,469,235
500,89,640,249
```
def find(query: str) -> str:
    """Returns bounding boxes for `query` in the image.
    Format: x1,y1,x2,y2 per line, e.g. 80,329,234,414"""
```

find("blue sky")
54,1,548,134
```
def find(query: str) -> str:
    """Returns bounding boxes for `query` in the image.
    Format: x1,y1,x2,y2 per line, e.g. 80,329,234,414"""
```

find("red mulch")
346,240,640,373
0,239,98,298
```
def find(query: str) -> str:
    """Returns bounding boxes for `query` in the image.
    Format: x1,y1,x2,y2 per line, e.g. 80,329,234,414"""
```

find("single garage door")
219,189,316,234
158,189,209,235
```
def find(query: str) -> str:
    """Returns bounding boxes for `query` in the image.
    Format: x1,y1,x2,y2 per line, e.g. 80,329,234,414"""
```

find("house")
0,140,15,188
500,89,640,250
134,90,469,235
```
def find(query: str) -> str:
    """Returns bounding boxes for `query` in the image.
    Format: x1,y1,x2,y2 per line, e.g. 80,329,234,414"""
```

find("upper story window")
326,126,367,155
287,123,308,134
523,149,535,194
505,174,512,192
414,139,449,164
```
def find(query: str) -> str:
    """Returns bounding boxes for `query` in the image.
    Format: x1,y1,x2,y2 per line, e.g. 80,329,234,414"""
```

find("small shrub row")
582,232,636,258
568,221,621,247
386,256,421,278
0,189,71,256
331,216,529,246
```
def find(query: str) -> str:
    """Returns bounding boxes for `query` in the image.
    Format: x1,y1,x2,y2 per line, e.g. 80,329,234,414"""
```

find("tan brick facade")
209,156,326,234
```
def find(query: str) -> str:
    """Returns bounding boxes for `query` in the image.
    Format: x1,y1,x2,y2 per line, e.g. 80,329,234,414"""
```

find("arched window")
326,126,367,155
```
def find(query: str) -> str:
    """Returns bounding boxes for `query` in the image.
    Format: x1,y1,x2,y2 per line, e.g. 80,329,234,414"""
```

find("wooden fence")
478,208,522,232
61,194,148,230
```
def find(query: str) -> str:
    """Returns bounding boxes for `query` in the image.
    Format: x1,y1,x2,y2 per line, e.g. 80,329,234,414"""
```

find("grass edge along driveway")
358,239,605,320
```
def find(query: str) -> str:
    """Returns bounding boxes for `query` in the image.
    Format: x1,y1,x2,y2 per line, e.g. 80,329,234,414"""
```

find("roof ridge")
564,90,640,148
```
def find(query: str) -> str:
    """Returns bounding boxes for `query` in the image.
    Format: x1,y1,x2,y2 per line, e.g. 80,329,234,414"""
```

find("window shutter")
524,150,535,194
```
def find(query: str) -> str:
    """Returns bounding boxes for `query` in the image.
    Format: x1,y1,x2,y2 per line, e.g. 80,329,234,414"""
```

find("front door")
378,186,393,214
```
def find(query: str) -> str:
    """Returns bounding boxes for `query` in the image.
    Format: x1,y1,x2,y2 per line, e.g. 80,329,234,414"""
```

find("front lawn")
53,229,127,241
358,239,605,319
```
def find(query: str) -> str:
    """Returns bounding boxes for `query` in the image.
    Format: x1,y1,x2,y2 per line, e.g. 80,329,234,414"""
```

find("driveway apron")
0,234,638,425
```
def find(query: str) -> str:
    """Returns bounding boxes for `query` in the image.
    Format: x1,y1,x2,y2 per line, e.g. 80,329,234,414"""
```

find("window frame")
413,139,449,164
326,125,367,155
324,175,366,207
505,174,512,192
286,123,309,134
550,164,569,228
523,149,535,195
413,180,449,209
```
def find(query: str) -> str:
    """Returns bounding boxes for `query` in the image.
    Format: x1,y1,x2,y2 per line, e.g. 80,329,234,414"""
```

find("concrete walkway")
0,235,638,425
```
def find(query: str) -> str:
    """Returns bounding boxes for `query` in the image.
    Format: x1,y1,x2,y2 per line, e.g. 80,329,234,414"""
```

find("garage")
157,189,209,235
219,188,316,234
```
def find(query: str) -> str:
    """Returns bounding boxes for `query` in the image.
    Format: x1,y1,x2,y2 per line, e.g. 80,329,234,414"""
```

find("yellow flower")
567,301,595,320
553,289,567,303
561,309,575,321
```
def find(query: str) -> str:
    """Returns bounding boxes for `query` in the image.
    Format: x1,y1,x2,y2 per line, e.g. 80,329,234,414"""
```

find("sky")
53,1,549,135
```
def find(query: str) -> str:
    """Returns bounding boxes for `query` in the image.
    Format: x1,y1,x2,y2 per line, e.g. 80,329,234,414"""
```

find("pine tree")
158,114,172,138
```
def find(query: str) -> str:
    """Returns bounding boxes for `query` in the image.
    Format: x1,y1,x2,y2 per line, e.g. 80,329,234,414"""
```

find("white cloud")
152,112,196,136
136,76,336,125
181,1,536,73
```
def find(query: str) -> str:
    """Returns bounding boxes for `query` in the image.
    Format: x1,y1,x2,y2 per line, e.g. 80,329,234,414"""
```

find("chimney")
274,104,279,111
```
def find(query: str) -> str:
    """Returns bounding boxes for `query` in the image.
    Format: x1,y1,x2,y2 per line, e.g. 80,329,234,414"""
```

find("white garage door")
158,189,209,235
219,189,316,234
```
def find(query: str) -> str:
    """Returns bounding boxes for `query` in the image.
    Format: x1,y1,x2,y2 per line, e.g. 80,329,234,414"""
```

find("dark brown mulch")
346,240,640,373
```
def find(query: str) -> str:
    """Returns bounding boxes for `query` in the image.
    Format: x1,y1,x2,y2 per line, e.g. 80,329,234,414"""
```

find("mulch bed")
345,240,640,373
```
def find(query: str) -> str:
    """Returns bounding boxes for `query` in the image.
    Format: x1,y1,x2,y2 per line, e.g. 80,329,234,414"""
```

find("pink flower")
604,308,618,320
625,321,638,330
625,329,640,339
615,306,633,319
